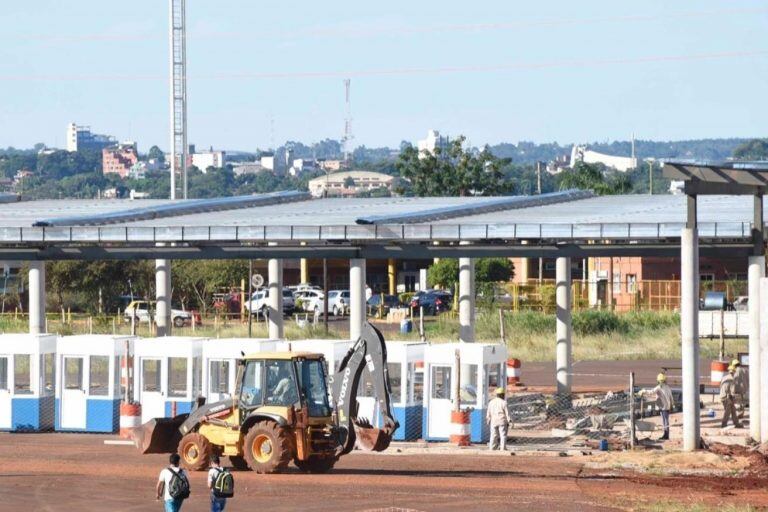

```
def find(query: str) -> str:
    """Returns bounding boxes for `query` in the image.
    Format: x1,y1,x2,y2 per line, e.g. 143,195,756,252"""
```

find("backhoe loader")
131,323,398,474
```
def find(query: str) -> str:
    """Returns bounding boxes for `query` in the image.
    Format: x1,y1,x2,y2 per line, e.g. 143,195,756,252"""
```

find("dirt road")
0,434,765,511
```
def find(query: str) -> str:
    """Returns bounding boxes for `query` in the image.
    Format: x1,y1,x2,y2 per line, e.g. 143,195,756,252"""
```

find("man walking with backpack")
156,453,190,512
208,454,234,511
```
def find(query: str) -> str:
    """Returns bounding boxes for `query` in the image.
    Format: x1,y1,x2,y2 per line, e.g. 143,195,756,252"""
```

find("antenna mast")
169,0,188,200
342,78,353,166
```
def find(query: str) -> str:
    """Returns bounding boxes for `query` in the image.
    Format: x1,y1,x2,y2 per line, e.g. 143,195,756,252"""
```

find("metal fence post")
629,371,636,449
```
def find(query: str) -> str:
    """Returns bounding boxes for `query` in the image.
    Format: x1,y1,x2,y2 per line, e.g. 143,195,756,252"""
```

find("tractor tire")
294,455,336,474
173,316,185,328
228,455,250,471
178,432,212,471
243,421,292,474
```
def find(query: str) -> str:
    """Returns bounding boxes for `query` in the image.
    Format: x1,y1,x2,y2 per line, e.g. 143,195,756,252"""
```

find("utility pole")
169,0,188,200
342,79,353,167
536,161,542,195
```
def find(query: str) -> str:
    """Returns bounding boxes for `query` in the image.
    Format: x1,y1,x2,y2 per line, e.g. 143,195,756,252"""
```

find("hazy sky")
1,1,767,151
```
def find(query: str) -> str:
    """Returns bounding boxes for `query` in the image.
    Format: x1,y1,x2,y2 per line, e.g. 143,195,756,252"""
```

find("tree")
557,161,631,195
427,259,459,290
172,260,248,313
427,257,514,292
733,139,768,160
147,145,165,163
343,176,356,188
396,136,509,196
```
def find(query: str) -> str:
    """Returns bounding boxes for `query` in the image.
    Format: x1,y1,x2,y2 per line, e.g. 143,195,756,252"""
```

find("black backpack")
168,468,190,500
212,467,234,498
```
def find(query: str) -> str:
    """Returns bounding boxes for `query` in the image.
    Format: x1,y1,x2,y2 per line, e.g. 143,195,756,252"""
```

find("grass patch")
632,501,758,512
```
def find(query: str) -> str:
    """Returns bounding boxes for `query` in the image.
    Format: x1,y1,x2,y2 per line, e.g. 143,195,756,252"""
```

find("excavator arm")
331,322,399,456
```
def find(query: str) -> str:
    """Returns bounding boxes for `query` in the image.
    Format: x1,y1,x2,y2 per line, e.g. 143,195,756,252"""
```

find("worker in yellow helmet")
486,387,511,451
730,359,748,416
636,373,674,441
719,363,743,429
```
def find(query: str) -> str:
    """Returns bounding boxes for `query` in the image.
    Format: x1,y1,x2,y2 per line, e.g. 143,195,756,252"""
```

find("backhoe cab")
133,323,399,474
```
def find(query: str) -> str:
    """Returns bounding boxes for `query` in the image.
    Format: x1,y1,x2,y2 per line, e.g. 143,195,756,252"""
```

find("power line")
1,49,765,82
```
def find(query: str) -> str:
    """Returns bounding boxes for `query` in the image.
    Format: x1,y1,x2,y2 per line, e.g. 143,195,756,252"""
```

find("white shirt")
641,384,674,411
208,467,223,489
158,466,187,501
486,396,511,427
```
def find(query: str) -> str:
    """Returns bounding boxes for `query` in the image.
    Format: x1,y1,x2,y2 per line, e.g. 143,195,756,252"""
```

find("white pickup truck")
123,300,197,328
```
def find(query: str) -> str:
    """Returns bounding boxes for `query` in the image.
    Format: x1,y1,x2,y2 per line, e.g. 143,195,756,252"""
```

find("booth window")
431,366,451,400
64,357,83,392
357,368,374,398
89,356,109,396
14,354,32,394
460,364,478,406
486,363,503,392
192,356,201,397
42,353,54,396
0,357,7,390
168,358,188,398
142,359,161,392
409,363,424,403
387,363,401,403
209,361,230,394
114,356,122,398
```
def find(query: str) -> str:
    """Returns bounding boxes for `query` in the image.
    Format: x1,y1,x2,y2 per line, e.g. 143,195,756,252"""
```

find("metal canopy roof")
663,160,768,195
0,190,760,261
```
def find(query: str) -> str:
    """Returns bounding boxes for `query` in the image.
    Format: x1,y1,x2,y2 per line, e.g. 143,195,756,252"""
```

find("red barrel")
507,358,522,386
119,402,142,439
710,360,728,386
449,410,471,446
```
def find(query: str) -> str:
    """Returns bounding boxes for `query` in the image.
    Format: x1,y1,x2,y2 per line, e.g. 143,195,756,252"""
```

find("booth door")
427,365,453,439
61,356,87,429
207,359,231,403
0,356,10,429
140,358,165,422
355,367,378,427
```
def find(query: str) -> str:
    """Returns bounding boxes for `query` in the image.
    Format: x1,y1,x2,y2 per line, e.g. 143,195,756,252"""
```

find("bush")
399,292,415,305
572,310,628,335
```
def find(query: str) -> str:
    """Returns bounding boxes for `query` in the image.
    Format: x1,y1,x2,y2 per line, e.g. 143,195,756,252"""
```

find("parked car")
367,294,402,317
293,289,324,311
410,290,452,315
123,300,199,328
307,290,350,316
246,288,296,317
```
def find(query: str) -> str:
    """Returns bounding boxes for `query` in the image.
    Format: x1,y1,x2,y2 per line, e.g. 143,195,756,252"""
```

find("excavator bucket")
131,414,188,454
353,418,394,452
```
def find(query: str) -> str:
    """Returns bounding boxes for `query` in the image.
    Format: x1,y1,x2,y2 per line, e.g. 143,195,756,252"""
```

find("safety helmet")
731,359,741,367
728,363,737,373
494,387,505,396
656,373,666,383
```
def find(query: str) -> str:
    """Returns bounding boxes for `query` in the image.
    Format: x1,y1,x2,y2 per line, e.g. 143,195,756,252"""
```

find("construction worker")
486,387,511,451
720,364,743,429
731,359,748,414
637,373,674,441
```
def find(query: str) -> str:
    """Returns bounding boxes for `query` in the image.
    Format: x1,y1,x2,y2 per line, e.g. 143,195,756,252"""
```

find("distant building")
102,142,139,178
289,158,316,177
129,189,150,200
308,170,396,198
569,144,638,172
66,123,116,152
191,150,226,172
232,162,268,176
318,159,344,172
417,130,448,158
260,152,276,171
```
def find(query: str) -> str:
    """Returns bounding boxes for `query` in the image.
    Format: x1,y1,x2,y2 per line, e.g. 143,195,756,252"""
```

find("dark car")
367,294,402,317
410,291,452,315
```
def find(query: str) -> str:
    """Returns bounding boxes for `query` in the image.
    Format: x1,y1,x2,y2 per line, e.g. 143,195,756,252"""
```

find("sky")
0,1,767,152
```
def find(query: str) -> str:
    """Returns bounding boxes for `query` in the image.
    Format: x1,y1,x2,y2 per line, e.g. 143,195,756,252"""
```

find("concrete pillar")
458,257,475,343
300,258,309,284
680,227,700,451
760,279,768,443
387,258,397,296
349,259,366,340
268,258,284,339
555,257,572,394
748,256,764,441
155,259,171,337
28,261,46,334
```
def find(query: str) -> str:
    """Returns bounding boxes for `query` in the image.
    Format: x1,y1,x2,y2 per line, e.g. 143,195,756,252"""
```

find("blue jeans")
164,499,183,512
211,495,227,512
660,410,670,436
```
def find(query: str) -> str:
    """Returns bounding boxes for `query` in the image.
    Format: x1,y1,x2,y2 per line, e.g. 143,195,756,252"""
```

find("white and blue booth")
0,334,57,431
356,341,425,441
133,337,203,423
279,339,353,376
55,335,134,433
422,342,507,443
202,338,277,403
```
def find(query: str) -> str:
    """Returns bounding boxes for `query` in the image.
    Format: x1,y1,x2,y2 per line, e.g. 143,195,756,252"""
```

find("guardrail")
0,221,752,244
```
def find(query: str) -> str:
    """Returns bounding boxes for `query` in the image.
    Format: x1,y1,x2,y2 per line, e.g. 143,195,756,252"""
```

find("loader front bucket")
131,414,188,454
353,419,395,452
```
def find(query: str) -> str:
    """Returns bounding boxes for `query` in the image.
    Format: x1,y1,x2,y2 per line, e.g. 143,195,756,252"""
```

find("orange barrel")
507,358,522,386
449,410,471,446
710,360,729,386
119,402,142,439
415,360,424,370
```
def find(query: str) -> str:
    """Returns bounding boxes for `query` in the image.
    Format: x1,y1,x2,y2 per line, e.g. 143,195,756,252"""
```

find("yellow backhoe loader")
132,323,398,473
